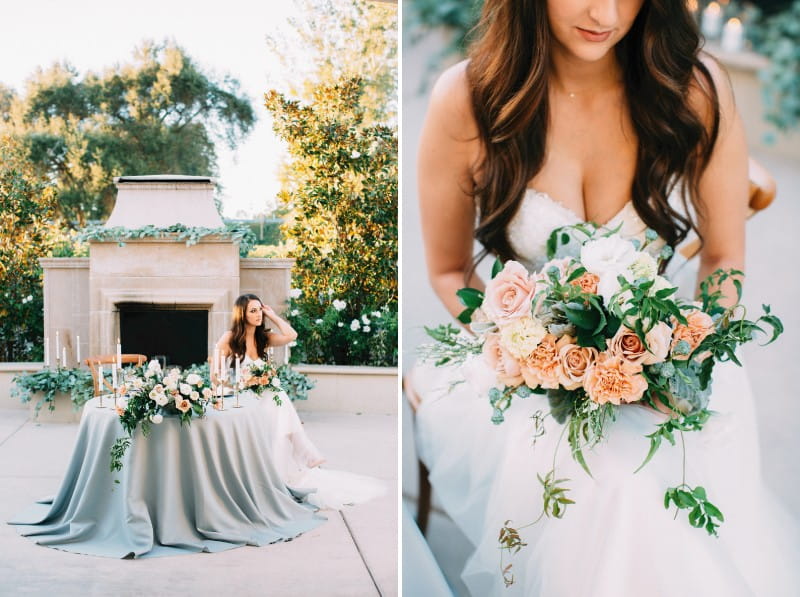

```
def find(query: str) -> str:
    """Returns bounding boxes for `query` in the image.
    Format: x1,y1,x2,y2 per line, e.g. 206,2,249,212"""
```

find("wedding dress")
411,189,800,596
242,355,386,510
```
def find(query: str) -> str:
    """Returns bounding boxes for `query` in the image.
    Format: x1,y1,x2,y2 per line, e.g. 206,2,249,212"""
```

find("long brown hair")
228,294,270,360
467,0,720,272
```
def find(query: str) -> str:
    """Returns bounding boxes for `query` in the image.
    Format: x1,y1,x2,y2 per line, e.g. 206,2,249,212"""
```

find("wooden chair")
679,157,776,260
408,157,777,536
85,354,148,396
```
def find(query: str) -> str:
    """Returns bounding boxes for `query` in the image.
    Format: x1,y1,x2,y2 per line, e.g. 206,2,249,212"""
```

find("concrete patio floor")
0,409,397,597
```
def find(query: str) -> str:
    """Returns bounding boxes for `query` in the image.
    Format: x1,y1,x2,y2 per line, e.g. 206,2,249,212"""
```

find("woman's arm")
418,61,485,320
262,304,297,347
690,56,749,308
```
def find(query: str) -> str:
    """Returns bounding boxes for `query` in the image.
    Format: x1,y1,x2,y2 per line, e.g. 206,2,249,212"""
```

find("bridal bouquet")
109,360,215,473
421,223,782,572
241,360,285,406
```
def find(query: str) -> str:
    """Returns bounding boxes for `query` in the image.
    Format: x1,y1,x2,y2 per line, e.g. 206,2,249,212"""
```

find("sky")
0,0,305,218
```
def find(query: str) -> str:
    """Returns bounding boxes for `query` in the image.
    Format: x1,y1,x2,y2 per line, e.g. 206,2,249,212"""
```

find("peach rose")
483,333,524,387
176,398,192,413
557,340,598,390
520,334,569,390
483,261,536,325
583,352,648,405
213,400,224,411
671,309,714,360
607,327,647,368
570,272,600,294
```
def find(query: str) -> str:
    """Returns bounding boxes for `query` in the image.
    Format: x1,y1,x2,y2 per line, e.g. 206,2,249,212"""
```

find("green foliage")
265,77,397,364
276,363,316,401
407,0,483,62
0,41,255,227
0,135,57,362
665,484,724,537
419,323,482,367
266,0,397,126
750,1,800,132
287,301,397,366
12,366,94,415
77,221,257,257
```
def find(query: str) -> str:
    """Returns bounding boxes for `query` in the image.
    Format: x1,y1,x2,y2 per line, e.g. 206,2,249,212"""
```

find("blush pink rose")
583,352,648,405
483,261,536,325
641,321,672,365
557,339,598,390
483,333,524,387
520,334,568,390
671,309,714,360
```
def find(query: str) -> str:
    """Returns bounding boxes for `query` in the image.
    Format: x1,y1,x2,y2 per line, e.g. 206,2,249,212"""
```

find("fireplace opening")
118,303,209,367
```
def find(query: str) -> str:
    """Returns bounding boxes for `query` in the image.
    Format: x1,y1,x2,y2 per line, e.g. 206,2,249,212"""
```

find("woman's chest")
530,94,638,222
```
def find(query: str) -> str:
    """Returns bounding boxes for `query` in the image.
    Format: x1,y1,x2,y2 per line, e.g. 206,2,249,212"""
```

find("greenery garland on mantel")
78,223,257,257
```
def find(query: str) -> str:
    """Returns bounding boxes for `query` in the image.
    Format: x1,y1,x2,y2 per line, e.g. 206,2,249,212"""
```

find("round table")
9,394,326,558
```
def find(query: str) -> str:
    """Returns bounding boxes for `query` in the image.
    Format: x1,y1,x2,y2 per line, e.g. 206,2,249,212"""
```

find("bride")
216,293,385,510
408,0,799,595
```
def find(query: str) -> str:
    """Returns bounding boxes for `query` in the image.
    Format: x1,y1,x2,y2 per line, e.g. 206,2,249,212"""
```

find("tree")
265,78,397,363
0,41,255,227
265,0,397,126
0,135,57,361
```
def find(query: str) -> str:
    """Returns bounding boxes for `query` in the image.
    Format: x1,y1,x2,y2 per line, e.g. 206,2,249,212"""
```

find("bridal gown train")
242,356,386,510
411,189,800,596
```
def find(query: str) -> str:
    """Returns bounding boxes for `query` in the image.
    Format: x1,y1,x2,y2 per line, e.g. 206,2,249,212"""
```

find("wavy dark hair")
467,0,720,273
228,294,270,360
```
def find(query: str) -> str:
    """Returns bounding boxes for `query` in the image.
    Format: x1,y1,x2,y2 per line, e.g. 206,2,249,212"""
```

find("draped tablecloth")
8,394,326,558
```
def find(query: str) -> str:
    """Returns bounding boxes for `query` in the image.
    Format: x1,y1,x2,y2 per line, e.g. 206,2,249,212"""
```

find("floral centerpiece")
109,361,215,473
420,222,782,586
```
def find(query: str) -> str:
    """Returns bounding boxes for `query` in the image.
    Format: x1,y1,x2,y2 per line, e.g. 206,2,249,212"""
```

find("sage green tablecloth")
9,394,326,558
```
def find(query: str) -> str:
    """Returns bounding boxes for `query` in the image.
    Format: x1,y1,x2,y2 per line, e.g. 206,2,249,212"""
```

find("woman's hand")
261,304,276,320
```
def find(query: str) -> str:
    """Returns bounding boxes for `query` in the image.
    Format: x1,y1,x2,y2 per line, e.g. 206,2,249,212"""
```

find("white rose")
582,237,638,303
165,379,178,391
190,391,200,401
363,326,371,332
202,387,213,399
371,311,381,318
272,377,282,388
179,383,192,396
499,316,547,360
155,393,169,406
362,315,371,325
149,389,157,399
350,319,360,331
350,150,361,159
333,299,347,311
133,378,144,389
149,413,163,424
315,318,323,325
337,322,344,327
169,367,181,377
186,373,202,386
628,252,658,282
289,288,302,299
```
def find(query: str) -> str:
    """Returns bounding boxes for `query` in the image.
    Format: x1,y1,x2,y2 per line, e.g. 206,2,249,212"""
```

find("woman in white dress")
217,294,385,509
408,0,799,594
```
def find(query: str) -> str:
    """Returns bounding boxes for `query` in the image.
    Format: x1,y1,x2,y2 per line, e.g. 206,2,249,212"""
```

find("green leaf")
491,258,504,279
456,287,484,310
705,502,724,522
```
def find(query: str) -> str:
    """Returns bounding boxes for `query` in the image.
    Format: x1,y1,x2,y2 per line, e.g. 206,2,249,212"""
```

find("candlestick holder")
96,393,106,408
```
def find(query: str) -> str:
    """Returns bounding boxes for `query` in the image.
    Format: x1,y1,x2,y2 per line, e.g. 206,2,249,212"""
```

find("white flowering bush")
286,297,397,366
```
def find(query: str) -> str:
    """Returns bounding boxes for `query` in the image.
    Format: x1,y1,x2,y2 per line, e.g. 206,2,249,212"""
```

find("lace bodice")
506,189,653,272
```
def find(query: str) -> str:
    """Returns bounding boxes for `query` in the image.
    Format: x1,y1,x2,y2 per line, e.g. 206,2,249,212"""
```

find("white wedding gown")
411,189,800,596
242,356,386,510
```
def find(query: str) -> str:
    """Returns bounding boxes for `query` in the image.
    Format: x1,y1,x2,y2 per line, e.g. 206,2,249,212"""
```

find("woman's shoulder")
688,52,737,130
427,59,479,139
216,330,233,348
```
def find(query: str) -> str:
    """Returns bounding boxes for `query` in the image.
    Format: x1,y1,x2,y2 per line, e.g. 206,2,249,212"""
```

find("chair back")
85,354,148,396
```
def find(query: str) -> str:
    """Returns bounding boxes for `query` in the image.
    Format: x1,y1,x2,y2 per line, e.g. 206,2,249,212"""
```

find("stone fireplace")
41,175,293,367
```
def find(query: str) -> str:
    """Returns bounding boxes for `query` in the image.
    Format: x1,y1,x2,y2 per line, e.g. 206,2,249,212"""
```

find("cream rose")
642,321,672,365
584,352,648,405
557,340,598,390
179,383,192,396
186,373,202,386
627,252,658,281
483,261,536,325
671,309,714,360
483,334,524,387
498,316,547,360
520,334,568,390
